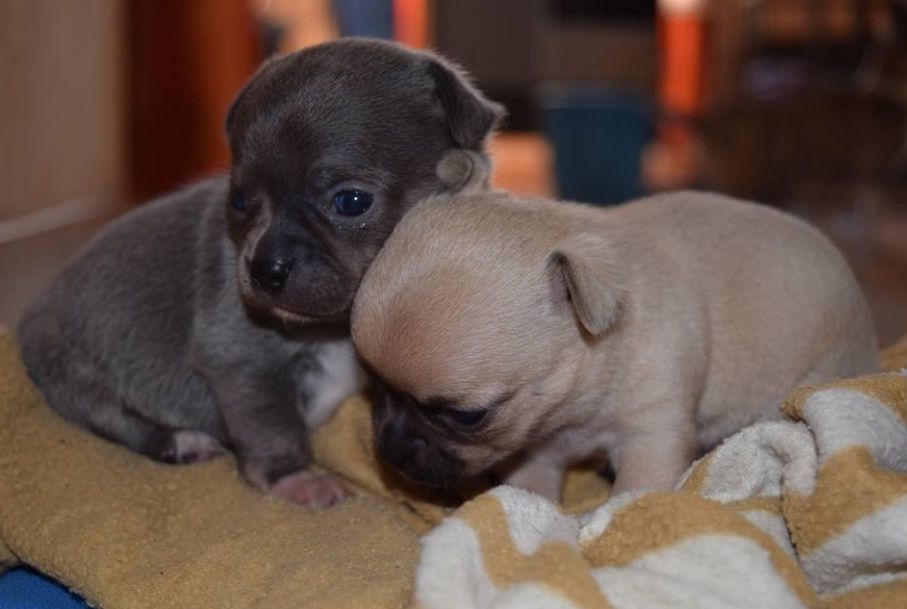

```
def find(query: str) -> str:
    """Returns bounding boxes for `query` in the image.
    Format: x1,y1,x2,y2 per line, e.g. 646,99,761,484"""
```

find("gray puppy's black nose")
249,257,293,293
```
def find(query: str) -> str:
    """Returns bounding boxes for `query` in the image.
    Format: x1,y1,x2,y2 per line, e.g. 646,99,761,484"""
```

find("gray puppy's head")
225,38,503,323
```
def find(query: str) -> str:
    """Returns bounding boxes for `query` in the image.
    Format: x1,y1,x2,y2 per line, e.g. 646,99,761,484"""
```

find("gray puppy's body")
353,190,879,501
19,178,359,470
18,38,502,507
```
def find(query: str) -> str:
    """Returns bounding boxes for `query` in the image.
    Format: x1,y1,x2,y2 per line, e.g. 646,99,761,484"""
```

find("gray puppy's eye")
230,190,247,213
443,407,488,428
332,189,374,217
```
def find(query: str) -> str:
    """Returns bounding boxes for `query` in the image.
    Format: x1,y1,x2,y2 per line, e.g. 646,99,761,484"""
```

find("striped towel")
414,369,907,609
2,328,906,609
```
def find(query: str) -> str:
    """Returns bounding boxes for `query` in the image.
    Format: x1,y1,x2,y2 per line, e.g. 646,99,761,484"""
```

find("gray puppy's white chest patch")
299,338,366,429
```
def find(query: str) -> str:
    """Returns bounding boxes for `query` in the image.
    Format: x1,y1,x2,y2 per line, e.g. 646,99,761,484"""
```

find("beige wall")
0,0,125,222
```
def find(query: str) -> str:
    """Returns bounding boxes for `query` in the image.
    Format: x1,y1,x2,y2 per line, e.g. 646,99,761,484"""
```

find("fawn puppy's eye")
443,407,488,428
332,189,374,217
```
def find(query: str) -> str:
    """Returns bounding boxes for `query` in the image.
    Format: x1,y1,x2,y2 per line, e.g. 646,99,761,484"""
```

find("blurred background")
1,0,905,343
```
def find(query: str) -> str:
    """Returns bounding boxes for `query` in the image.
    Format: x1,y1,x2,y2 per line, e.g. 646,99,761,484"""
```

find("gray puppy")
17,38,502,508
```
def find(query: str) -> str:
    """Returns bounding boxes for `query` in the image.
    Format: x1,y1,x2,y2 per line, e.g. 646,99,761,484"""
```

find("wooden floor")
1,132,905,347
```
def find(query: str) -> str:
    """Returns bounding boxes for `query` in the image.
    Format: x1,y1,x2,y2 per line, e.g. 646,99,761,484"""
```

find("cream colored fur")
352,189,879,500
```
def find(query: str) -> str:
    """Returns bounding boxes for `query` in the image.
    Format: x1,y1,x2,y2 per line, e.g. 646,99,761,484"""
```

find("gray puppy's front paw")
162,430,226,464
270,470,351,509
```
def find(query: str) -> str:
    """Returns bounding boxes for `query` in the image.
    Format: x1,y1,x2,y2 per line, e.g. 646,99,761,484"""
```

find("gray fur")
16,38,502,498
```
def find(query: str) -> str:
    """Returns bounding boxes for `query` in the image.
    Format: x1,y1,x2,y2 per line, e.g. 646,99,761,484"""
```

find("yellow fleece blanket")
1,327,906,608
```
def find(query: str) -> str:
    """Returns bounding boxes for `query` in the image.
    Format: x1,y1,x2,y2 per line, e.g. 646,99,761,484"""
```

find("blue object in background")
0,568,87,609
332,0,394,39
542,84,654,206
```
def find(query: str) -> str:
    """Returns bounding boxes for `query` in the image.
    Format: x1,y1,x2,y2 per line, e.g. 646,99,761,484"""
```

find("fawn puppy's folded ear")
547,236,626,337
425,55,505,150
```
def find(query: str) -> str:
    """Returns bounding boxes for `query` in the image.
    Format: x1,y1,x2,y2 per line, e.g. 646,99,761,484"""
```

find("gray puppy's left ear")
547,241,625,337
436,149,491,192
425,55,505,149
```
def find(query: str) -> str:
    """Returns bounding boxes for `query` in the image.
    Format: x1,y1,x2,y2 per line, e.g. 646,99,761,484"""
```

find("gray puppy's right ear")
546,240,625,337
225,77,256,136
426,56,505,149
224,91,244,135
224,54,282,135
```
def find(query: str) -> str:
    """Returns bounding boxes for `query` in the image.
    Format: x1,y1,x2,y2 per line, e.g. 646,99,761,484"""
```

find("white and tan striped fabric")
413,367,907,609
2,328,907,609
